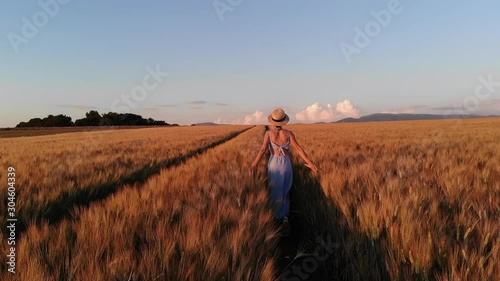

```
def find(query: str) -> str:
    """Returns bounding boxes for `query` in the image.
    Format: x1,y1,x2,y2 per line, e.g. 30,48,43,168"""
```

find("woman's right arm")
249,131,270,173
289,131,319,173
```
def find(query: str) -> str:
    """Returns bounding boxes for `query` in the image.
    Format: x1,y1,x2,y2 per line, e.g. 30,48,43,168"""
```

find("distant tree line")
16,114,73,128
16,111,177,128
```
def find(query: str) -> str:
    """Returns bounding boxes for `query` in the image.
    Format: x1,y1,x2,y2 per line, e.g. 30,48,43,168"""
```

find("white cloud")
242,111,265,124
216,101,362,125
295,100,360,122
217,110,266,125
335,100,360,117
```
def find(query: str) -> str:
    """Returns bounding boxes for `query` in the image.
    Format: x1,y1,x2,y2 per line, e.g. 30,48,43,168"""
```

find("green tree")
85,110,102,126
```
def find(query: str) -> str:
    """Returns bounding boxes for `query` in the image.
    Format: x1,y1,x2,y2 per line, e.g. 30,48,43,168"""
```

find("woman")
249,108,318,236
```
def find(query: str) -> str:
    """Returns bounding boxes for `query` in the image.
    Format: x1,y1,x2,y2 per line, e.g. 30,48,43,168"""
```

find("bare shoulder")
287,130,299,146
264,130,271,139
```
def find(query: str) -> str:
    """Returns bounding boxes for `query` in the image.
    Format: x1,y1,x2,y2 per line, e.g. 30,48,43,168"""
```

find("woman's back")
249,108,318,236
267,129,291,155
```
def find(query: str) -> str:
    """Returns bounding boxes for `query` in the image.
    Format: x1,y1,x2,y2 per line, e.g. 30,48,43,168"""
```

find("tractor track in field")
261,125,322,280
11,126,255,238
264,125,346,280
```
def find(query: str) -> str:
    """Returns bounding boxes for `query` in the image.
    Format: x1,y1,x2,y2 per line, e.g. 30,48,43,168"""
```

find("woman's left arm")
289,131,319,173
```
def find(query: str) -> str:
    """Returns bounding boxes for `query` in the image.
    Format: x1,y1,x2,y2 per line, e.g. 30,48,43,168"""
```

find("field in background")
0,126,248,242
0,127,152,138
0,119,498,280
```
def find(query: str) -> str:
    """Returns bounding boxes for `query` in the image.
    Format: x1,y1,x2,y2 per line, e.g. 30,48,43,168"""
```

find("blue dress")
268,138,293,219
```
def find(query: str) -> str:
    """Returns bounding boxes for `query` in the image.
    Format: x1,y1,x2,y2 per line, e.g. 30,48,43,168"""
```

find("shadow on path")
275,156,392,281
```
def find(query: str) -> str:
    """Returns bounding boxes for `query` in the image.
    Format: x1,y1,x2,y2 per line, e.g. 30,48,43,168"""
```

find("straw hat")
267,108,289,126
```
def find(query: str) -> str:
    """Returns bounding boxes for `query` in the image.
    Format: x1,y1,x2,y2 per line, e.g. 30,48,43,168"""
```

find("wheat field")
1,119,498,280
286,118,499,280
0,126,248,235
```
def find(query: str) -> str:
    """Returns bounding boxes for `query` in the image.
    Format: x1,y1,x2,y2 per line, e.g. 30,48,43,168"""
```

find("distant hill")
191,122,221,126
336,113,499,123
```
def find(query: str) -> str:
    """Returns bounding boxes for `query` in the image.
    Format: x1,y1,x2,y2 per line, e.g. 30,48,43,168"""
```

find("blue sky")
1,0,499,127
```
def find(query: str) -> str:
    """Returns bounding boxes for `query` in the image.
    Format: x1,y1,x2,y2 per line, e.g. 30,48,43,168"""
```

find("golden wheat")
0,126,249,265
287,118,499,280
1,126,279,281
1,119,498,280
